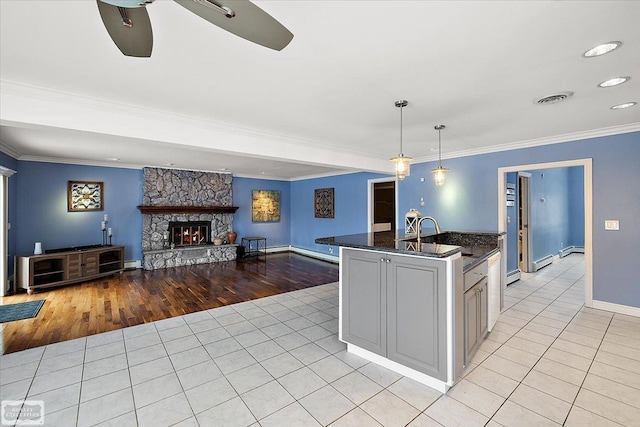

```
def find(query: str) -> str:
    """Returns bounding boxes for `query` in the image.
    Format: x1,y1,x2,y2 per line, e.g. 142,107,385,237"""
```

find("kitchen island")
316,229,504,392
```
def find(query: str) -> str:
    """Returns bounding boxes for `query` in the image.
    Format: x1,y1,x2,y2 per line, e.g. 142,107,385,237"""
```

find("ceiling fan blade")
173,0,293,51
97,0,153,57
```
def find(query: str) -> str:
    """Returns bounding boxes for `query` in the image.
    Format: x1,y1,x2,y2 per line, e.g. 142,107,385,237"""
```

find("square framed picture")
68,181,104,211
252,190,280,222
314,188,335,218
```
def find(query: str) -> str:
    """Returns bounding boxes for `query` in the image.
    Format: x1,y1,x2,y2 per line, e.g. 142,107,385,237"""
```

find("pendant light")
432,124,449,186
390,100,412,180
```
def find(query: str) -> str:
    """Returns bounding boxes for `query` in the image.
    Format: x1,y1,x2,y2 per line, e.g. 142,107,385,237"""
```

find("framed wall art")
314,187,335,218
68,181,104,211
252,190,281,222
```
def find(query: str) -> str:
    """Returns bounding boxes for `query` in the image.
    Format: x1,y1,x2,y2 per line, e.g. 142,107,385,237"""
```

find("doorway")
368,178,397,233
518,172,532,273
498,159,593,306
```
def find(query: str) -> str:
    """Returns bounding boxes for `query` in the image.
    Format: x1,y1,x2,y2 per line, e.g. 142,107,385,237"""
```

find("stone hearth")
140,168,237,270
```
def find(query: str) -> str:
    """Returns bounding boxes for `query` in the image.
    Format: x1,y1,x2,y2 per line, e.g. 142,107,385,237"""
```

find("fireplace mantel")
137,205,239,214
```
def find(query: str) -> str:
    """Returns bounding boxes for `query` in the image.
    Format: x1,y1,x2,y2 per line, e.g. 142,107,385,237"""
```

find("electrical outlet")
605,220,619,231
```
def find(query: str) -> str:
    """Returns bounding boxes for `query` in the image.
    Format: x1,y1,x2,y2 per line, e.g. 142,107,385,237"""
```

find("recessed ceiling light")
583,41,622,58
220,168,228,171
611,102,637,110
165,162,175,166
598,77,630,88
106,157,120,161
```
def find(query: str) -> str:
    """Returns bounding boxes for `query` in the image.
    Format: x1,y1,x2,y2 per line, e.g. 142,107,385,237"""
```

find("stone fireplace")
139,168,239,270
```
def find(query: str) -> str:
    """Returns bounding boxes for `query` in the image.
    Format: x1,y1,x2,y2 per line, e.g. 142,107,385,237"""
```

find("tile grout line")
459,260,589,424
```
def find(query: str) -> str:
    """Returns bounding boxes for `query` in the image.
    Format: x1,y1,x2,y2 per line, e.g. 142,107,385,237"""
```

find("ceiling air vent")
535,91,574,105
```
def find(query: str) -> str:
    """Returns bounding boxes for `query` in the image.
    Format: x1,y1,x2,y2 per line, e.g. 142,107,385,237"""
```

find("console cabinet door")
82,252,99,276
387,255,447,381
67,253,82,280
341,249,386,356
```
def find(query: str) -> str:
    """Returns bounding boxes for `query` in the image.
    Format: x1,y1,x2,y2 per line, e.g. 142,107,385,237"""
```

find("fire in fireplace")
168,221,211,247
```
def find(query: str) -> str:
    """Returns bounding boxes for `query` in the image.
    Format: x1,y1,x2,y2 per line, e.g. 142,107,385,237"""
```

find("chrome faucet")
418,216,442,235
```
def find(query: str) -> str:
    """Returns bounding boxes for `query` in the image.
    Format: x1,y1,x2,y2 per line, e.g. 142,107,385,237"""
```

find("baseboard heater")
559,245,585,258
506,269,521,285
533,254,553,272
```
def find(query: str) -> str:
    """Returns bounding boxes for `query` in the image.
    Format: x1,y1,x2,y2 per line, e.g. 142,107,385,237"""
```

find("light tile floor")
1,254,639,426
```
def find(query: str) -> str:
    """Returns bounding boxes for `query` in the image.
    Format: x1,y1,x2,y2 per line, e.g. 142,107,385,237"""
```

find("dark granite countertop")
316,229,503,271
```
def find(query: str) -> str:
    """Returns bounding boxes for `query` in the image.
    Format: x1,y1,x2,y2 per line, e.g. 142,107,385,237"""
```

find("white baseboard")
506,270,521,285
559,245,585,258
533,254,554,271
590,299,640,318
347,343,450,393
288,246,339,263
265,246,290,254
125,260,141,269
125,246,339,269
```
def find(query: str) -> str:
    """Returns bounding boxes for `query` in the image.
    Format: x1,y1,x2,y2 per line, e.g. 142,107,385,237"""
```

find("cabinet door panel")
464,286,479,364
67,253,82,280
387,256,447,380
479,278,488,339
341,249,386,356
83,253,99,276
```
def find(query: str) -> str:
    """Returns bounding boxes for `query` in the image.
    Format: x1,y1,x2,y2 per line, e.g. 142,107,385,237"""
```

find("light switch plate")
605,220,619,230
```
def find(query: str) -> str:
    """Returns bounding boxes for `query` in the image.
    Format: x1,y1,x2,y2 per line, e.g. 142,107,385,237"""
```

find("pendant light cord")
438,127,442,166
399,104,404,156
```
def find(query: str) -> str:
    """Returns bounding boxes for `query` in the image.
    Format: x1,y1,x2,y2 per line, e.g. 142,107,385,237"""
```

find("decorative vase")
34,242,43,255
214,237,223,246
227,231,237,244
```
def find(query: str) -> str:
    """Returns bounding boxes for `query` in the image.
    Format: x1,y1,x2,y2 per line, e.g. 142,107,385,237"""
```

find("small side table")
241,236,266,260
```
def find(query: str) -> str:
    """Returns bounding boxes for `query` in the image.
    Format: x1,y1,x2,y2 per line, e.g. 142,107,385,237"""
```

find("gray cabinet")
387,255,447,380
341,249,386,355
463,261,488,365
341,248,447,381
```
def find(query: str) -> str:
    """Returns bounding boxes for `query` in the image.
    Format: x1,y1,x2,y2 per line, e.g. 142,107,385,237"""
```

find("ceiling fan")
96,0,294,57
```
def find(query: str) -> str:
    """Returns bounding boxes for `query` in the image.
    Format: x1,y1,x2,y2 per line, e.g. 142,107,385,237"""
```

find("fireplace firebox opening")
168,221,211,247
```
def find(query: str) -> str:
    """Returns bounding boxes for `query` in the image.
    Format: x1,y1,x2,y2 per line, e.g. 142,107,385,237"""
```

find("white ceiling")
1,0,639,180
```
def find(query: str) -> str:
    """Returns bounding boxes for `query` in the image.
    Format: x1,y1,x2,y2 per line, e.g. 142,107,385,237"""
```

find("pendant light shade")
432,125,449,186
390,100,412,180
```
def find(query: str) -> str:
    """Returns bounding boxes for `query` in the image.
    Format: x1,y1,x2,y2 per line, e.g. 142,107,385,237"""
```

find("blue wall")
527,167,571,262
291,172,387,255
14,162,143,261
506,172,519,274
392,132,639,308
504,167,585,273
232,177,291,247
568,166,585,247
397,154,501,232
1,131,639,308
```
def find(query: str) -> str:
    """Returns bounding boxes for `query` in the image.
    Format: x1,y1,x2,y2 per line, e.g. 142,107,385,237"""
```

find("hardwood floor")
0,253,339,355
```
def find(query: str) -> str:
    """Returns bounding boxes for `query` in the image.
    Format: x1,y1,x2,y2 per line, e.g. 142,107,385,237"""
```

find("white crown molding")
16,155,143,170
0,140,21,159
412,123,640,164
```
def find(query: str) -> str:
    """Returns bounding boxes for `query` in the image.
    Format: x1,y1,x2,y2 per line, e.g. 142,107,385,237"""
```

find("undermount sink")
396,232,479,256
